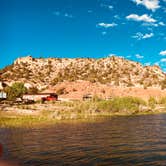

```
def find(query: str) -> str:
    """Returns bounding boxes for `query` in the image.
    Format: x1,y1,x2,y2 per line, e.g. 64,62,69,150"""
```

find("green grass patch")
0,96,157,128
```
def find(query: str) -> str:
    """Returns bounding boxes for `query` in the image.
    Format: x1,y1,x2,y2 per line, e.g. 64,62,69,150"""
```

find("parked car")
42,94,58,103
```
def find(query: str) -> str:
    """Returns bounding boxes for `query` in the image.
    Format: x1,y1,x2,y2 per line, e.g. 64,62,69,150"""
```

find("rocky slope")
0,55,166,90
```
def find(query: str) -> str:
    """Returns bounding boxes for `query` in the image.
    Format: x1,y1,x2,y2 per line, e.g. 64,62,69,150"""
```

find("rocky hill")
0,55,166,90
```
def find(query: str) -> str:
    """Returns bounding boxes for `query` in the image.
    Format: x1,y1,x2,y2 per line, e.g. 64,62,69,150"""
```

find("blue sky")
0,0,166,70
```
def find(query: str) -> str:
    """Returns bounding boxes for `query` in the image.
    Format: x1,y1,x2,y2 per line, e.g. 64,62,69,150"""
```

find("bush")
96,100,112,111
86,97,146,113
158,97,166,104
109,97,146,113
148,97,157,109
4,82,27,100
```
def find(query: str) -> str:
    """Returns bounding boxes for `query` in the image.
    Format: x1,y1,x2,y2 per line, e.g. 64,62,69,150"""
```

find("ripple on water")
1,114,166,165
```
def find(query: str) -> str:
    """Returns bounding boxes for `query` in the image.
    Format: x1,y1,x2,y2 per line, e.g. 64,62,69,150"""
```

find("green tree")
5,82,27,100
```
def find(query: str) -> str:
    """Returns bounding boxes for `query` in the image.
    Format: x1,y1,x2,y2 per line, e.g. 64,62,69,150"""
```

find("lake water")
1,114,166,165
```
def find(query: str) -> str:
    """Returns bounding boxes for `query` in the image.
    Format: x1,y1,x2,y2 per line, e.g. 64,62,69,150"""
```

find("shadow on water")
1,114,166,165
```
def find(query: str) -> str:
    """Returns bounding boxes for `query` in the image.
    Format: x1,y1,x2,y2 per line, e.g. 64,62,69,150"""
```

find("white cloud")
98,22,117,28
64,13,73,18
142,22,158,27
132,32,154,40
108,54,123,58
142,33,154,39
159,22,165,26
160,50,166,56
102,31,107,35
53,11,73,18
144,62,151,66
126,55,132,58
141,21,165,27
114,15,120,19
132,0,160,11
100,4,114,10
155,57,166,70
126,14,156,23
136,54,144,59
108,54,116,57
108,5,114,9
154,61,160,65
160,58,166,62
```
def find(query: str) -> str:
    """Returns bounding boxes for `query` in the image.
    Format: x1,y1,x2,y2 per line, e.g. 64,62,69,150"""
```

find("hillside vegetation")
0,55,166,90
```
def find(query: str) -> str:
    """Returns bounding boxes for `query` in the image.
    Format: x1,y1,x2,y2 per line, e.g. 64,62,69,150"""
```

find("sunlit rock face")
0,55,166,90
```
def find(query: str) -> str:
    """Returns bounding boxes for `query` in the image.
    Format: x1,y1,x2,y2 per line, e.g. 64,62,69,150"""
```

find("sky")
0,0,166,71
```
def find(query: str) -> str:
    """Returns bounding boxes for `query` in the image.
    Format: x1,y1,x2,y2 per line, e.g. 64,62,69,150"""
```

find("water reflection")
1,114,166,165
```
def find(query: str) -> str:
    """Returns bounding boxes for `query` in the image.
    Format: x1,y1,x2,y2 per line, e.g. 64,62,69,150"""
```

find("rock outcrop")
0,55,166,90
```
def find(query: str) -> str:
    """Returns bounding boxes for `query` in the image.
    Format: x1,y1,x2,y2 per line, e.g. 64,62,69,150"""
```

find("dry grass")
1,96,166,128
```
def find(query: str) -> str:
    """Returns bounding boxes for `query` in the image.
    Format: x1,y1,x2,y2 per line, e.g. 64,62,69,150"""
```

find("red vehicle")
42,93,58,102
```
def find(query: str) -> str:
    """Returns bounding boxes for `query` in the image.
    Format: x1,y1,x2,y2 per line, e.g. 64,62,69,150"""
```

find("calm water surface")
1,114,166,166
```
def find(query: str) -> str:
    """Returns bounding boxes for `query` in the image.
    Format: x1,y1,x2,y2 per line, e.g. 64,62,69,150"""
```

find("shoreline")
1,111,166,128
1,97,166,127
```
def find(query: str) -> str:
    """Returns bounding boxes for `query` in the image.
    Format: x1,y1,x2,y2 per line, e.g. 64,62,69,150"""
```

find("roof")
24,93,57,96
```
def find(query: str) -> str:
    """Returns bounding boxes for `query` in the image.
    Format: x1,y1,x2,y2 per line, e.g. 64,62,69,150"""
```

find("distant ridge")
0,55,166,90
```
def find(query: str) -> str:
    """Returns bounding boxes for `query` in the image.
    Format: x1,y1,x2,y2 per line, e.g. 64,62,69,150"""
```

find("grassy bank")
1,96,166,127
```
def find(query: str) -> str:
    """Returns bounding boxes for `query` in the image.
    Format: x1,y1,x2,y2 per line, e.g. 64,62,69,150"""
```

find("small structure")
0,91,7,100
23,93,58,102
82,94,93,101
